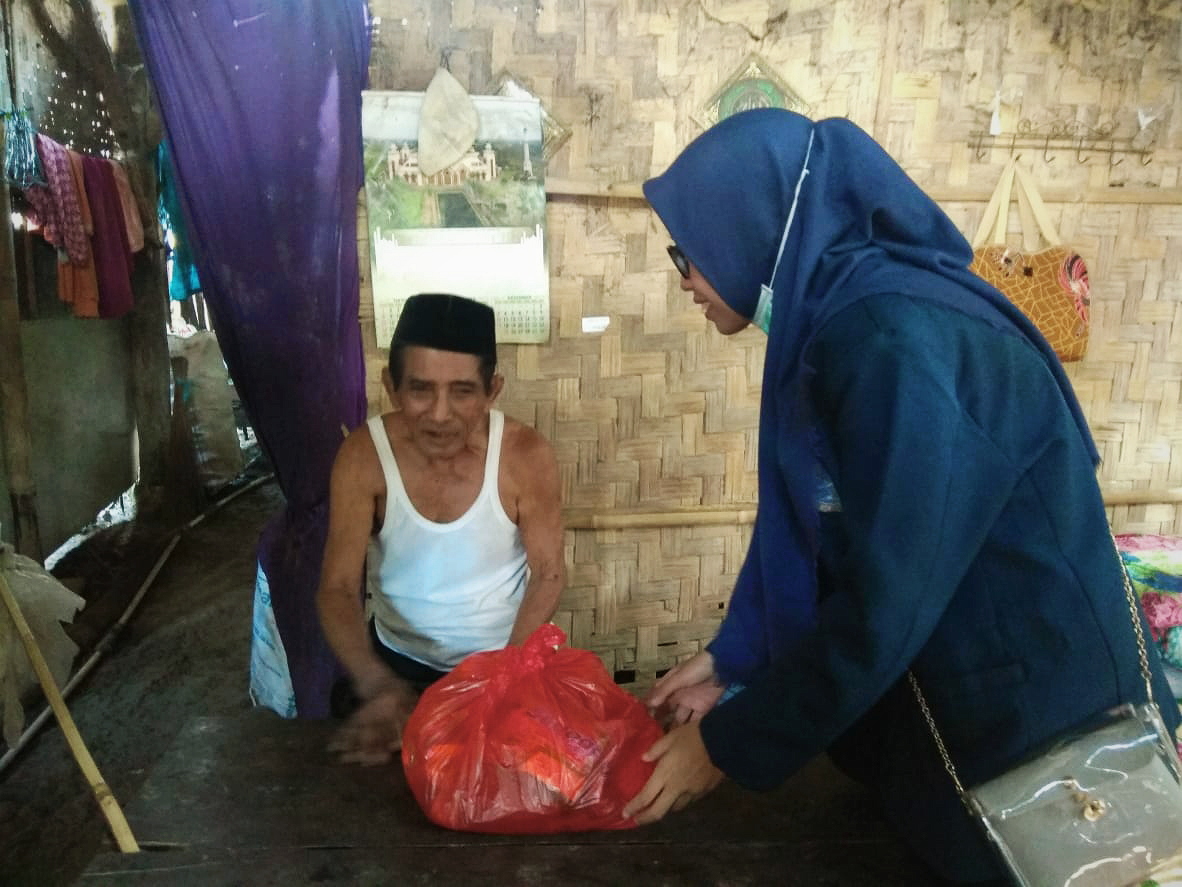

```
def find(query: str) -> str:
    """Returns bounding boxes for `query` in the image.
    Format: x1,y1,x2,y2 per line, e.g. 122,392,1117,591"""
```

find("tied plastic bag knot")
401,624,663,834
520,622,566,669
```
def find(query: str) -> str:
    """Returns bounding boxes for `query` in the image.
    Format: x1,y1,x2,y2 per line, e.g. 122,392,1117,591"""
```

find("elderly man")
317,293,565,765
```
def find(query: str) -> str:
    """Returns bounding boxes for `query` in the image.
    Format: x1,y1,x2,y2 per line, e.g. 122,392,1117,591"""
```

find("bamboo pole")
563,506,756,529
0,472,275,779
1103,488,1182,506
0,571,139,853
544,177,645,200
0,120,42,558
543,178,1182,207
561,488,1182,530
871,0,902,143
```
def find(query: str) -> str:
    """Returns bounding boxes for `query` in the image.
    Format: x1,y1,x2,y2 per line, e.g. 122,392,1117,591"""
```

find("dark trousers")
367,621,449,688
329,622,449,718
827,685,1009,887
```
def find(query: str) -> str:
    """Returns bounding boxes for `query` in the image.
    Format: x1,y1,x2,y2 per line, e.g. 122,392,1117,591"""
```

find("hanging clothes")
60,150,100,318
156,140,201,301
21,134,101,317
17,131,145,319
108,160,145,254
3,109,46,188
24,134,89,264
80,155,134,319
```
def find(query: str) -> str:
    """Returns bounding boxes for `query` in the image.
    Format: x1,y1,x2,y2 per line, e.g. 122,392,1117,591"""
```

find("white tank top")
365,410,528,670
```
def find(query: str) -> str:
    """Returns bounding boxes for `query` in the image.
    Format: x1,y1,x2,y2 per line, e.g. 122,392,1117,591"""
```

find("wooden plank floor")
78,710,944,885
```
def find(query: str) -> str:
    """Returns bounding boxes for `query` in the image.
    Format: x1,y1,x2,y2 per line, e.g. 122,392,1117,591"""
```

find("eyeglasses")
666,244,690,279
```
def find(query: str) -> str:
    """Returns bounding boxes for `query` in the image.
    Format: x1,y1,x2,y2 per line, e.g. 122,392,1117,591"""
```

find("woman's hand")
662,681,726,727
645,650,717,708
622,722,725,824
645,650,723,726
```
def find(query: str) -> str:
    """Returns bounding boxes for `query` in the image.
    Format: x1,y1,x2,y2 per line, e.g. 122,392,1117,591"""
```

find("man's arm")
316,427,405,700
504,423,566,645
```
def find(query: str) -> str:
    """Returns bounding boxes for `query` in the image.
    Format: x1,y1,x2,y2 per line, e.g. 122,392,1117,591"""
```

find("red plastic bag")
401,624,664,833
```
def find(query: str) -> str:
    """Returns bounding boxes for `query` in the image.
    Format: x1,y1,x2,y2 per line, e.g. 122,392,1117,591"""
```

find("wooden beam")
544,180,1182,207
872,0,902,142
563,506,757,530
0,121,42,558
0,568,139,853
1103,488,1182,506
925,185,1182,206
545,177,645,200
563,488,1182,530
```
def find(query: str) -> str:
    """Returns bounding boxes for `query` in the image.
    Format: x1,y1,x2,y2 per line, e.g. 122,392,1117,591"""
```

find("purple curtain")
128,1,371,717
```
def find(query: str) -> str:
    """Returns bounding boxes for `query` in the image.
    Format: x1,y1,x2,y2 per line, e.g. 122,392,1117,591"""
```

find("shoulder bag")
970,159,1090,362
910,534,1182,887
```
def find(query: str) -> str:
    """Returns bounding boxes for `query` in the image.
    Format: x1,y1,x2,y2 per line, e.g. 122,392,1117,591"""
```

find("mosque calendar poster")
361,90,550,345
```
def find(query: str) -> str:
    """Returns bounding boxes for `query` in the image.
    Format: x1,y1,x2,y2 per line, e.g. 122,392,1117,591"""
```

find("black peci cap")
389,293,497,364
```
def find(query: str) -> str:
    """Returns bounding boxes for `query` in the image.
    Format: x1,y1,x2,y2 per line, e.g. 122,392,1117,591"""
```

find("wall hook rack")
970,119,1152,166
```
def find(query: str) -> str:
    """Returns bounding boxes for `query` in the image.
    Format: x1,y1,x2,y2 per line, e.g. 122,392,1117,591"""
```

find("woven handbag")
911,535,1182,887
970,159,1090,362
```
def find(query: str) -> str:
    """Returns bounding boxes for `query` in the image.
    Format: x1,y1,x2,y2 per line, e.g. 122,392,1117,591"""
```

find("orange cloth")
60,150,100,318
108,160,145,253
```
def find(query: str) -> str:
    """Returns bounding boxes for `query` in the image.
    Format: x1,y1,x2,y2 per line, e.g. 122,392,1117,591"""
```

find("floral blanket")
1117,534,1182,671
1116,535,1182,755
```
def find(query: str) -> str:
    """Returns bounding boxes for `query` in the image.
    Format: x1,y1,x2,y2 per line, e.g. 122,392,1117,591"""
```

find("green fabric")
157,140,202,301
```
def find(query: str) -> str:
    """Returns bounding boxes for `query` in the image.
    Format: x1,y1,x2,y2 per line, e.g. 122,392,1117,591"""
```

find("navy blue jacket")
700,295,1182,881
644,109,1180,882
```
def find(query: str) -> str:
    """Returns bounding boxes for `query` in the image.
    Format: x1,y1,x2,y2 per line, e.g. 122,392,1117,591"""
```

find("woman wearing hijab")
620,109,1181,884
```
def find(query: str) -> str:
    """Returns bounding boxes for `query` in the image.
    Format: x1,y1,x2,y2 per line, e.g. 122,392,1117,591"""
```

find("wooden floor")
79,710,945,886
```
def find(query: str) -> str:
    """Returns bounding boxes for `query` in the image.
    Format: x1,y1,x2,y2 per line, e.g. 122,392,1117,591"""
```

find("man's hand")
622,722,725,825
327,683,417,766
645,651,723,727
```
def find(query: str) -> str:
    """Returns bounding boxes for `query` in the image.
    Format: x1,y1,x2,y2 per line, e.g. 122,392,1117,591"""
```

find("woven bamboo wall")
362,0,1182,687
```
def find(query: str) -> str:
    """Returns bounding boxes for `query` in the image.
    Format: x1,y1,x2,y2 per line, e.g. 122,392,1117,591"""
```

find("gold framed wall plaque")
694,53,808,130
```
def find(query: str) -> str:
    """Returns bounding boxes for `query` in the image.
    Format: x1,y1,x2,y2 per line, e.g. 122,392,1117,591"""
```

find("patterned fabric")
1166,630,1182,671
1117,534,1182,672
3,110,46,187
1143,593,1182,641
970,245,1090,362
66,151,93,236
29,134,90,264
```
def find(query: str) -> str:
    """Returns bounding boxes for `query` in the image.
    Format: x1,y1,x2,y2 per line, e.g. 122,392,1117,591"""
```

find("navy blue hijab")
643,109,1097,681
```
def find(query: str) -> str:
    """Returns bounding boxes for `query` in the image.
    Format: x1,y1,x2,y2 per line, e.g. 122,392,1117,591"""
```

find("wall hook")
1043,134,1054,163
973,132,986,161
1141,150,1153,166
1075,139,1089,164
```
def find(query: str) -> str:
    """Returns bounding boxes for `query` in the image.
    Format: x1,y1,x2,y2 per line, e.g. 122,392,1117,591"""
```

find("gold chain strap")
908,670,966,796
909,531,1155,799
1113,530,1157,706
